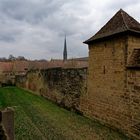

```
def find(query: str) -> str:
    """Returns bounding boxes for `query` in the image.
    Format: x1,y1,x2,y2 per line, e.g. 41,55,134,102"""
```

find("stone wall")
0,108,14,140
15,35,140,139
81,36,128,128
126,69,140,139
126,35,140,139
81,35,140,139
16,67,87,111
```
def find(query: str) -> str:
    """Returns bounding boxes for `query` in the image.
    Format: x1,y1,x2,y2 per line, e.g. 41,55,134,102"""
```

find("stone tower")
63,35,67,61
81,9,140,139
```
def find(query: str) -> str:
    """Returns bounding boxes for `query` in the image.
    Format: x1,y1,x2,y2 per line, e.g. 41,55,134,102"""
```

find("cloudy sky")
0,0,140,60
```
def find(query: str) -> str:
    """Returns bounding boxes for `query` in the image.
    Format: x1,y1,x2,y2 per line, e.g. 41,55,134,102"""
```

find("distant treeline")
0,54,47,62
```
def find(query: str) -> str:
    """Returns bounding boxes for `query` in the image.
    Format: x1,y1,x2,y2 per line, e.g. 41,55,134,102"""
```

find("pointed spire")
63,35,67,61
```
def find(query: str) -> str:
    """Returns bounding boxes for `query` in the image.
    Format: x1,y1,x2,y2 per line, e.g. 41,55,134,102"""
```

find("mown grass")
0,87,130,140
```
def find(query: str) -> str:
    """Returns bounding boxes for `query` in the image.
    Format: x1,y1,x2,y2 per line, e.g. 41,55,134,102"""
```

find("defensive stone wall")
15,36,140,139
16,67,87,111
126,35,140,139
126,69,140,139
81,36,128,129
80,35,140,139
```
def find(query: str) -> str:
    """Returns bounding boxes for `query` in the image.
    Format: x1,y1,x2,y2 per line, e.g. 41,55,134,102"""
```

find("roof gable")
84,9,140,44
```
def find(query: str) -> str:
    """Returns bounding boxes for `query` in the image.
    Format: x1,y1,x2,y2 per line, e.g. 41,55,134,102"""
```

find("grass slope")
0,87,129,140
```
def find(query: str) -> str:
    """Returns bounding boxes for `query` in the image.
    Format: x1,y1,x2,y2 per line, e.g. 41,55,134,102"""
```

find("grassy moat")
0,87,129,140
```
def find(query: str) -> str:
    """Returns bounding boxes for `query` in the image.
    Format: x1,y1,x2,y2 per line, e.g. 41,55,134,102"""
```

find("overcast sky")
0,0,140,60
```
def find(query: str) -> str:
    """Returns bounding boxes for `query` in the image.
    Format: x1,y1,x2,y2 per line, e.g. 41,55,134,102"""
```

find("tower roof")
84,9,140,44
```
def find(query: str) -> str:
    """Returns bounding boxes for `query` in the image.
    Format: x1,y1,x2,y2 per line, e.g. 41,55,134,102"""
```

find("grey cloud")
0,0,139,59
106,0,140,10
0,35,15,42
0,0,66,24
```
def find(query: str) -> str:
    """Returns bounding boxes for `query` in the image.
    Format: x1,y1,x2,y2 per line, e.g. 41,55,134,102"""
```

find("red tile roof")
84,9,140,44
0,59,88,74
0,62,13,72
48,59,88,68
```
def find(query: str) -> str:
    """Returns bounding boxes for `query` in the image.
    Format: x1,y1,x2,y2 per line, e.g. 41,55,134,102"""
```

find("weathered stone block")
0,108,14,140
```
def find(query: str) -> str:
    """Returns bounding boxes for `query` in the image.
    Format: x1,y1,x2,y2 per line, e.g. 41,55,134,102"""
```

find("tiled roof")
13,61,29,72
84,9,140,44
48,59,88,68
0,61,49,74
0,59,88,74
0,62,13,72
127,49,140,68
68,57,88,61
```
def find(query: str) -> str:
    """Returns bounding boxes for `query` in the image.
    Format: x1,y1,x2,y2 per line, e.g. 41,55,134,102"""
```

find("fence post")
1,108,14,140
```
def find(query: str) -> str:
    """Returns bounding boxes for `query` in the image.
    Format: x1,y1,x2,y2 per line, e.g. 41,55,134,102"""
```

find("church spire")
63,35,67,61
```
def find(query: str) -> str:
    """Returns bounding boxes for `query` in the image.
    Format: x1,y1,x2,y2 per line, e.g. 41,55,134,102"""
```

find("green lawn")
0,87,129,140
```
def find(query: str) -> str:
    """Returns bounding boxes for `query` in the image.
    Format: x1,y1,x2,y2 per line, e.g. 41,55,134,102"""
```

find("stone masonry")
16,67,87,111
0,108,14,140
81,9,140,139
